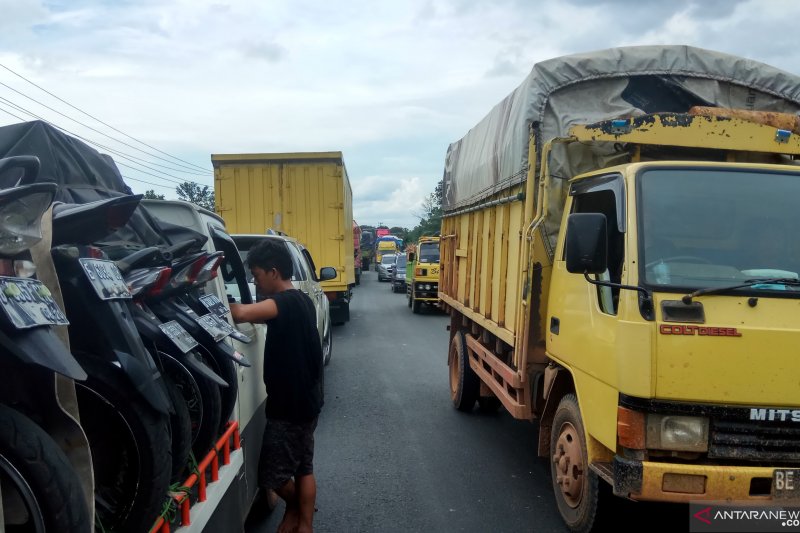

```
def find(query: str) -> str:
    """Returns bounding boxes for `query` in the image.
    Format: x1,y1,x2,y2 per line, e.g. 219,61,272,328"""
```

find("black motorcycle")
0,156,91,532
51,194,172,533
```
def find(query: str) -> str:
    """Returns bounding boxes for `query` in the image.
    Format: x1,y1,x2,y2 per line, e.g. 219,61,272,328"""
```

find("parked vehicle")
407,236,440,313
440,45,800,532
231,233,337,366
377,253,397,282
0,156,92,533
391,254,408,293
213,152,354,324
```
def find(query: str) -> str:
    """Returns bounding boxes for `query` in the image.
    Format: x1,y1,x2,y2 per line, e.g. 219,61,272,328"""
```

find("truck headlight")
425,284,432,290
646,415,709,452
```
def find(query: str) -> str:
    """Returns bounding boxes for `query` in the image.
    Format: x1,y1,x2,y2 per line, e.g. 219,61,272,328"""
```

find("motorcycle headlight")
646,415,709,452
0,184,56,255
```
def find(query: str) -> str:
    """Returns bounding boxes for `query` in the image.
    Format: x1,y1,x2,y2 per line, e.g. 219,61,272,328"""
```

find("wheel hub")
552,422,584,508
448,345,459,399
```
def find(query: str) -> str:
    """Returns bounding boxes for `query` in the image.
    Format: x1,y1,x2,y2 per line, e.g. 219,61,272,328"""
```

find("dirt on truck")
440,45,800,532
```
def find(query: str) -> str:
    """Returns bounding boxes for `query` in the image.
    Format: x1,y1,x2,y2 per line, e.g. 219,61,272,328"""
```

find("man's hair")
246,239,293,280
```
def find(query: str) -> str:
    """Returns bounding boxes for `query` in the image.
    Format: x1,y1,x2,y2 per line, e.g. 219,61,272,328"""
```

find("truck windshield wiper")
682,278,800,304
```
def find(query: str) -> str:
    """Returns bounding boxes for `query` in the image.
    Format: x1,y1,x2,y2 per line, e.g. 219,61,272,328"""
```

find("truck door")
546,173,626,450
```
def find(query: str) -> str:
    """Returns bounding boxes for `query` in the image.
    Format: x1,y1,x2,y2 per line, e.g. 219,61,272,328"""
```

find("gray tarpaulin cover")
443,45,800,220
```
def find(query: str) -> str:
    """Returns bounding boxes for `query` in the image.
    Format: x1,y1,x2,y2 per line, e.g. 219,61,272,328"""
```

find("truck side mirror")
565,213,608,274
319,267,337,281
408,252,415,262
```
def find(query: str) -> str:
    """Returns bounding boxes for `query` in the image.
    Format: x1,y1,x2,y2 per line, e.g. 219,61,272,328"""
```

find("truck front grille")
709,420,800,463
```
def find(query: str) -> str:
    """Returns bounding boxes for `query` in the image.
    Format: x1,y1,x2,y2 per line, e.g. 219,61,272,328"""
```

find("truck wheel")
412,298,421,314
550,393,601,533
0,404,91,533
407,290,412,308
448,331,478,411
74,356,171,533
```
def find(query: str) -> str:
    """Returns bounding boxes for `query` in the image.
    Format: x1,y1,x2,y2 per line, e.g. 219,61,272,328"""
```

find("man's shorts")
258,417,318,490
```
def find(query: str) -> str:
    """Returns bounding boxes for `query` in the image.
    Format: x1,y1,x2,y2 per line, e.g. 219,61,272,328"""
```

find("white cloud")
2,0,800,229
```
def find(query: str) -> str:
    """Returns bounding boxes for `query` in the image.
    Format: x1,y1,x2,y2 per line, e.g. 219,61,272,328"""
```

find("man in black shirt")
231,238,323,533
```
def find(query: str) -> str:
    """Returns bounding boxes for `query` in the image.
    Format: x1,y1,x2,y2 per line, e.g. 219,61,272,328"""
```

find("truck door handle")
550,317,560,335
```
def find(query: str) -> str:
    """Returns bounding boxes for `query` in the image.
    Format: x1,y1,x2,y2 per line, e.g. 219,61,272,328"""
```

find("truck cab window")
571,188,624,315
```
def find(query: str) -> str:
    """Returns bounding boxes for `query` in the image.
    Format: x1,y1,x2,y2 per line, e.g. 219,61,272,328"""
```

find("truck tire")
448,331,478,411
550,393,602,533
163,373,192,482
407,290,412,308
74,355,171,533
0,404,91,533
412,298,421,314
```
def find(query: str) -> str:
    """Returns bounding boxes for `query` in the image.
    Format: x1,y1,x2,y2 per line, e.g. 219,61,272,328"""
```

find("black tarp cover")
0,121,206,250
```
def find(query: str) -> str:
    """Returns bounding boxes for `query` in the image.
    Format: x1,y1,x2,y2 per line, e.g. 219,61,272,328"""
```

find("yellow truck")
212,152,355,324
440,45,800,531
407,236,440,313
375,238,399,269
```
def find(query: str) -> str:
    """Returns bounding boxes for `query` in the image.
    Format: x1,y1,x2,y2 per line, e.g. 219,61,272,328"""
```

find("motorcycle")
0,156,92,532
51,194,172,533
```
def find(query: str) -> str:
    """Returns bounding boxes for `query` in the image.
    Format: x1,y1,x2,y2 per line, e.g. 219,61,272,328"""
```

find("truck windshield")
639,168,800,293
419,243,439,263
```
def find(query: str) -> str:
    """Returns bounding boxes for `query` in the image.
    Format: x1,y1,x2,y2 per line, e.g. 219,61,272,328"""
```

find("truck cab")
408,236,440,313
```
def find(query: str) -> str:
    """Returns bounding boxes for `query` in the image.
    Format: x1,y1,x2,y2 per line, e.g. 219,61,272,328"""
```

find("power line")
0,62,212,173
122,174,175,190
0,95,208,189
0,102,27,122
0,78,211,176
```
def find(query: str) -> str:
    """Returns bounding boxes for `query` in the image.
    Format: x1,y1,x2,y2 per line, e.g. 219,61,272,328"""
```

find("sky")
1,0,800,228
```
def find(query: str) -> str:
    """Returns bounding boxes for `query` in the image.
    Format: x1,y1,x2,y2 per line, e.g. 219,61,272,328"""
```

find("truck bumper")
614,456,778,503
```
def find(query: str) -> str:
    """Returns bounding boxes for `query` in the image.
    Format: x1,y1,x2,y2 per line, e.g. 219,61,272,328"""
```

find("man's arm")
230,299,279,323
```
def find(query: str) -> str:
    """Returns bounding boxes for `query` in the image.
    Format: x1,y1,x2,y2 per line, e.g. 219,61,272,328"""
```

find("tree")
143,189,165,200
176,182,215,210
389,226,409,242
408,180,444,243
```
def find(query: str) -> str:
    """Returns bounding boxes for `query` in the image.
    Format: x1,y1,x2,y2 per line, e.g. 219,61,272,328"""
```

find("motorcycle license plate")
0,277,69,329
195,313,235,342
158,320,198,354
79,259,131,300
199,293,229,318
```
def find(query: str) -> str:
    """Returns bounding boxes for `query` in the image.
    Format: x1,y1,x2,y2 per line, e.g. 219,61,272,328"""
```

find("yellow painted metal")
634,462,775,503
212,152,354,292
570,113,800,154
376,240,398,264
411,236,440,304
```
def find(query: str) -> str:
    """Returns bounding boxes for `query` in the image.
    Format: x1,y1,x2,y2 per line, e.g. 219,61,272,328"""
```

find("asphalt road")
246,270,689,533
